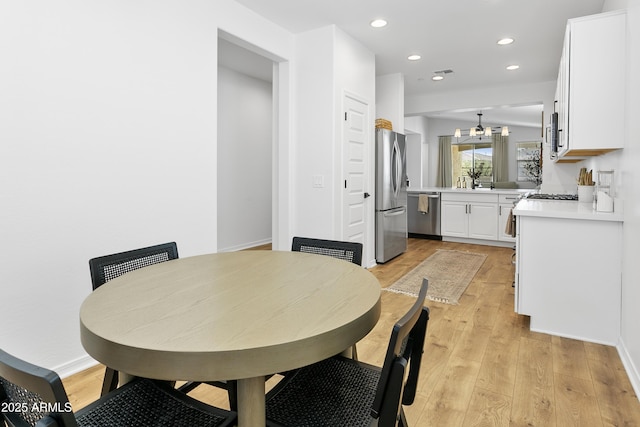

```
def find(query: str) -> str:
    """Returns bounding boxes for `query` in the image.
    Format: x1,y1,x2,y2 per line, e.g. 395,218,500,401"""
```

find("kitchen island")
408,187,530,196
408,187,529,245
513,199,623,345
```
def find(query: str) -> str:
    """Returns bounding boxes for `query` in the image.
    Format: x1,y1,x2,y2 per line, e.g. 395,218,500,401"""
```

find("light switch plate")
312,175,325,188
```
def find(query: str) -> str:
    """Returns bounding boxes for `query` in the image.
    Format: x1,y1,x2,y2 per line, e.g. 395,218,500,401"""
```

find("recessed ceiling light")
370,19,387,28
432,69,454,80
407,54,421,61
506,64,520,70
497,37,515,45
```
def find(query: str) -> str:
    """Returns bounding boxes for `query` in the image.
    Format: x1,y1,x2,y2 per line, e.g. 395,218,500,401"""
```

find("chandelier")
454,112,509,140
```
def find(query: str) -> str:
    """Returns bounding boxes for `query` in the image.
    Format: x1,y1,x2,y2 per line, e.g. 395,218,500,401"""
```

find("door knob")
364,192,371,198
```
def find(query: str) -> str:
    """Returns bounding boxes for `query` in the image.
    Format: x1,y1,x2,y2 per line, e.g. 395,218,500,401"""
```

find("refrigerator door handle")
391,139,401,197
383,207,406,217
391,141,397,195
397,144,403,194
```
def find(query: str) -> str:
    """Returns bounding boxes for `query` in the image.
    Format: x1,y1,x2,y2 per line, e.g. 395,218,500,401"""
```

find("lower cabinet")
497,193,521,243
468,203,498,240
498,204,514,242
515,214,622,344
441,193,499,241
440,201,468,237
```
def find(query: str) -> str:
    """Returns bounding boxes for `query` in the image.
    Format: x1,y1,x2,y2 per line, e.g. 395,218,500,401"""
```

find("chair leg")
351,344,359,361
227,380,238,412
101,368,119,397
176,381,201,393
179,380,238,412
398,407,409,427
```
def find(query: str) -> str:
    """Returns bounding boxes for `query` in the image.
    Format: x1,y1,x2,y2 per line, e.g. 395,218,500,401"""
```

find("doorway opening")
216,35,275,252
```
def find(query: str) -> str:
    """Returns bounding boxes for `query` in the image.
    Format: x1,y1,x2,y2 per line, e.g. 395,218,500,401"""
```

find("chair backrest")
0,349,78,427
371,279,430,425
291,237,363,265
89,242,178,290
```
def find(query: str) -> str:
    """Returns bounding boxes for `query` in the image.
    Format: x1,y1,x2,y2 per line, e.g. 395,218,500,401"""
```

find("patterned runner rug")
383,249,487,305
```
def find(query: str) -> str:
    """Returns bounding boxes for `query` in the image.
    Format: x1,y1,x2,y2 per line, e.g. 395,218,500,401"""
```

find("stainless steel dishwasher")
407,192,441,239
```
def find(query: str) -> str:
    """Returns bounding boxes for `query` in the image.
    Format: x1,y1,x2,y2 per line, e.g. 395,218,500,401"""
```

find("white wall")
405,116,430,188
406,80,568,190
376,74,405,132
292,25,375,259
217,66,272,251
531,0,640,397
292,26,336,239
405,116,429,138
405,81,555,117
405,134,424,188
216,1,295,252
334,27,376,264
601,0,640,396
417,118,542,187
0,0,294,375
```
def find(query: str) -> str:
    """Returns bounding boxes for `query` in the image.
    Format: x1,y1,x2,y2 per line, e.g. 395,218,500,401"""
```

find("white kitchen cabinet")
441,193,498,241
498,204,514,242
468,203,498,240
554,31,569,157
441,201,468,237
555,10,626,161
514,200,622,345
498,194,520,243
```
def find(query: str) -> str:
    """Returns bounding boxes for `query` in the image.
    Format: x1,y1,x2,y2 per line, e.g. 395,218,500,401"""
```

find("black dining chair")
264,279,430,427
0,348,237,427
291,236,363,266
88,242,180,396
291,236,364,359
88,242,237,410
88,241,180,291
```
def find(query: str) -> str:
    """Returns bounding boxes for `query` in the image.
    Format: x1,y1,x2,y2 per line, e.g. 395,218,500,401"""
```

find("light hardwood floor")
63,239,640,426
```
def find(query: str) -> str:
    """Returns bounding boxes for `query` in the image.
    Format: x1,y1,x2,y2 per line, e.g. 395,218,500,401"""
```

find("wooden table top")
80,251,381,381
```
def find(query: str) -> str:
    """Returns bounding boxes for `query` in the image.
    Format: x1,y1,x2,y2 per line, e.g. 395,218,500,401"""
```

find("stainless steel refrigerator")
375,128,408,263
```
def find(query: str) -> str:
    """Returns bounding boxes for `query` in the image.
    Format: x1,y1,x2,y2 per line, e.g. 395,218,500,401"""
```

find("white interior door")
343,94,370,256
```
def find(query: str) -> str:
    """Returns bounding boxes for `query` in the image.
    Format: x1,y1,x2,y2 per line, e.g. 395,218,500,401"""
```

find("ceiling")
218,38,274,82
226,0,606,128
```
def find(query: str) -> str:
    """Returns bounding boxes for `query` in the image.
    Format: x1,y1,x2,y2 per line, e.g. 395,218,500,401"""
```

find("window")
451,142,493,186
516,142,542,184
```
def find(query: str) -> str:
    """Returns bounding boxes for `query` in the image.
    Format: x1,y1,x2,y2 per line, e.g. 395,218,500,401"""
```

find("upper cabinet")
553,11,626,162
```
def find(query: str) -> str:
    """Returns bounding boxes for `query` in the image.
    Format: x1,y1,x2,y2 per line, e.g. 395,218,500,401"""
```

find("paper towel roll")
596,191,614,212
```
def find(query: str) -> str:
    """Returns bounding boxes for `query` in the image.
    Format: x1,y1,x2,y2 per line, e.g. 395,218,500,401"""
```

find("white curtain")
492,134,509,182
436,136,452,187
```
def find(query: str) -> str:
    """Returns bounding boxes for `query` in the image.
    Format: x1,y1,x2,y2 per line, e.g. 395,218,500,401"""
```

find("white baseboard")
55,355,99,379
442,236,514,248
219,238,272,253
618,338,640,402
528,323,618,347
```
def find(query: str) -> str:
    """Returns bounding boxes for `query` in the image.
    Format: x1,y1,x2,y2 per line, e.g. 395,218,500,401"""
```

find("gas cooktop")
526,193,578,201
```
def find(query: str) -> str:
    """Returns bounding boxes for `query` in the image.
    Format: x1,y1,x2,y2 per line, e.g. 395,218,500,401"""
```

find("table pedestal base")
237,376,266,427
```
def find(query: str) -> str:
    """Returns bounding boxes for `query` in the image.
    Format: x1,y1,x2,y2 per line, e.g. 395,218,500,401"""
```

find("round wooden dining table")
80,250,381,427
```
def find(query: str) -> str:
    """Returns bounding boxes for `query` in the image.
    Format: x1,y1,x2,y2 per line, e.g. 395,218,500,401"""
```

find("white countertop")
513,199,623,222
408,187,530,195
